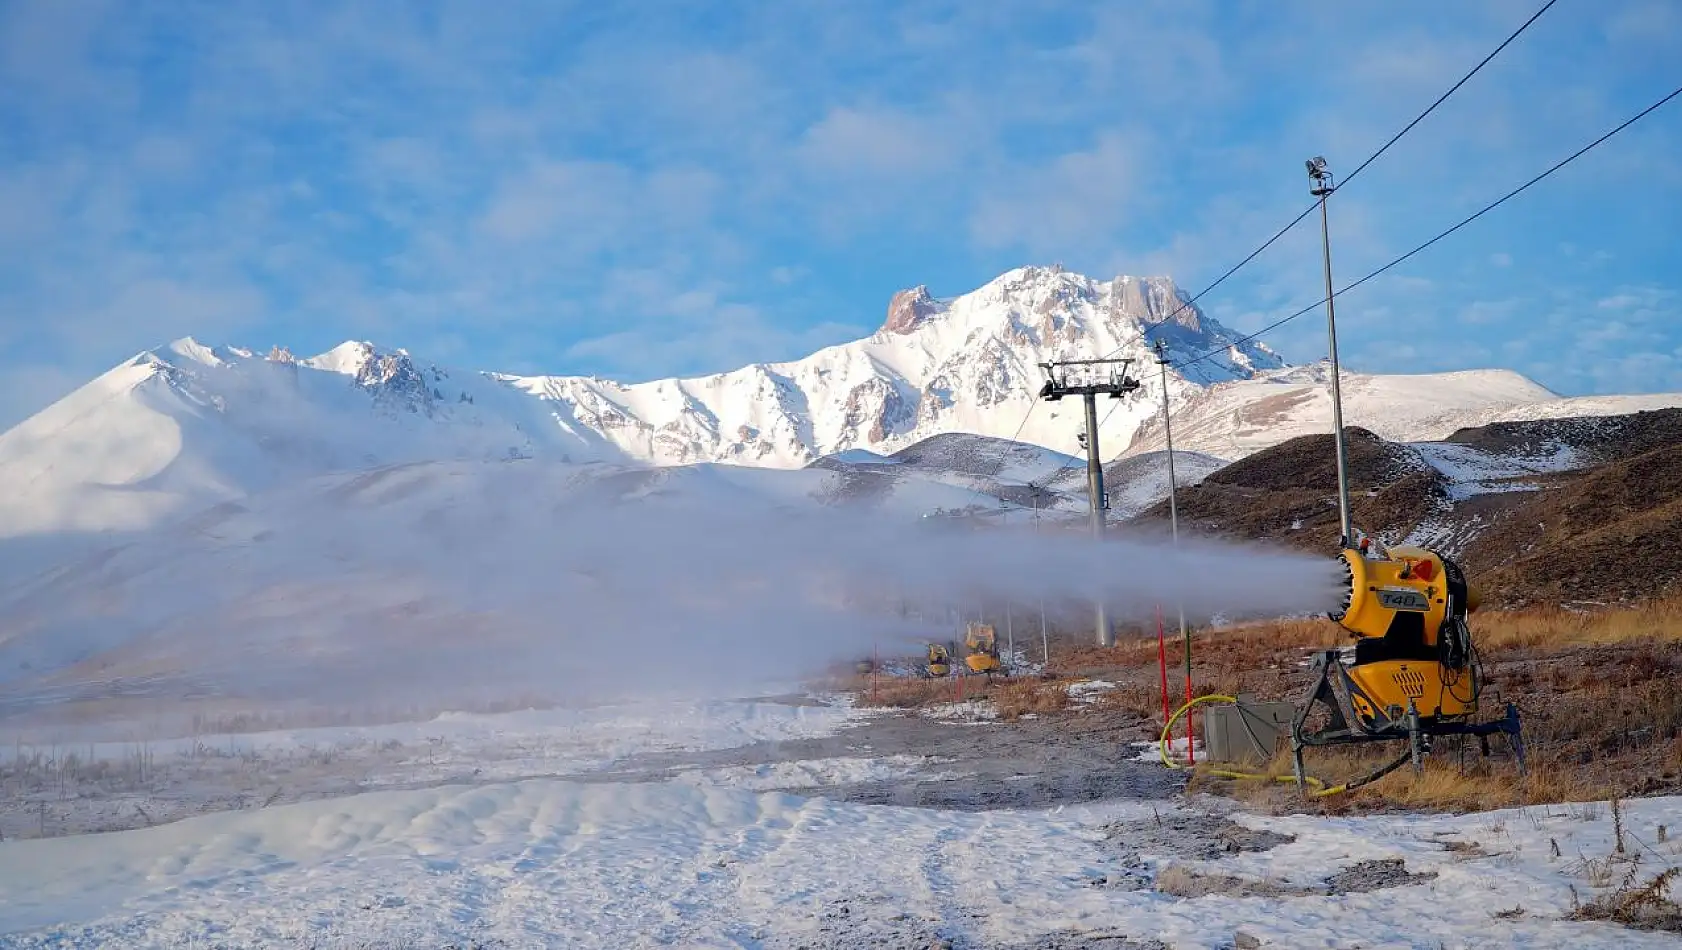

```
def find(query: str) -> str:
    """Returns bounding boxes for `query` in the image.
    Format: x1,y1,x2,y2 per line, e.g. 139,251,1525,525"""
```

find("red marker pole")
1184,649,1196,765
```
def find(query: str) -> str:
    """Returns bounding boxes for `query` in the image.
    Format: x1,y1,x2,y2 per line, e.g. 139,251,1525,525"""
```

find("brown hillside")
1468,441,1682,606
1443,408,1682,463
1128,411,1682,608
1132,426,1447,554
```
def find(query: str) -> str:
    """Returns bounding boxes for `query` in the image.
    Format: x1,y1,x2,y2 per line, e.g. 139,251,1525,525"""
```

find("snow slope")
1124,361,1682,462
0,339,615,542
4,776,1677,948
0,267,1279,540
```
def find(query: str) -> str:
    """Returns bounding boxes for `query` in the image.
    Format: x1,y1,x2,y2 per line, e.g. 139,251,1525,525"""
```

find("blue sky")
1,0,1679,428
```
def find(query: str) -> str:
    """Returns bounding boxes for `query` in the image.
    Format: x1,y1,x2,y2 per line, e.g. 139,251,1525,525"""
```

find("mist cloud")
0,460,1346,718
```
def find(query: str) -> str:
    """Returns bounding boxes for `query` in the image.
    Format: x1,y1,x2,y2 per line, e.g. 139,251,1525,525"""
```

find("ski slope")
3,766,1677,948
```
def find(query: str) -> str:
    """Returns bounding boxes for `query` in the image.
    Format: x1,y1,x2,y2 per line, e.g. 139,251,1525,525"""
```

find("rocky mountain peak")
882,285,942,334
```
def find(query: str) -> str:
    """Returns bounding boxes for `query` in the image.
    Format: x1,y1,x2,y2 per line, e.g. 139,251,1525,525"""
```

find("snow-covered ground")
5,758,1679,948
0,684,1676,948
0,694,891,842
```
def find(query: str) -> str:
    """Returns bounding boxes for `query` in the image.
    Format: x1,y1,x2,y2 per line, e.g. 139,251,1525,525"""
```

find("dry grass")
989,679,1071,721
1187,739,1615,816
1473,595,1682,652
841,594,1682,815
853,676,960,709
852,669,1049,712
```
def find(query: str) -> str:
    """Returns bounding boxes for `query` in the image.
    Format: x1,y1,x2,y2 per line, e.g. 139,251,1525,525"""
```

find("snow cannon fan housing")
1326,544,1483,727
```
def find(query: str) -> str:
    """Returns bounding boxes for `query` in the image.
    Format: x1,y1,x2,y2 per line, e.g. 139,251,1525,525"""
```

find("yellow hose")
1158,694,1349,797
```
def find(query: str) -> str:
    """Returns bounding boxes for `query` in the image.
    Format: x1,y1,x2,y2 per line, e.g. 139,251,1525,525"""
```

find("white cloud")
969,132,1136,255
798,107,948,177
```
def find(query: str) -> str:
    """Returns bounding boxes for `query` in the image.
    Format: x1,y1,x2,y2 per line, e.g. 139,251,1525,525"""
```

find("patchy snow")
0,695,882,841
1130,737,1204,763
3,776,1676,948
920,699,999,722
1066,679,1118,704
665,755,963,791
1412,440,1581,501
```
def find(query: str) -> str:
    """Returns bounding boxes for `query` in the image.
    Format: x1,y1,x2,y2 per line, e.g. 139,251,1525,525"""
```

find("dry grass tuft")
853,670,1062,713
1574,866,1682,932
1188,741,1614,815
853,676,959,709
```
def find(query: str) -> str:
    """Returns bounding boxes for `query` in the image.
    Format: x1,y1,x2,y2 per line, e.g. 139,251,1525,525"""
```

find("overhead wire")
1083,0,1561,435
987,0,1561,492
1172,81,1682,375
1093,0,1560,367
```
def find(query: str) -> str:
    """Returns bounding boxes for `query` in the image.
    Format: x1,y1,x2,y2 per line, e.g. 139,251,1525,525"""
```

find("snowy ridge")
0,267,1281,540
500,266,1281,468
0,338,614,541
1125,361,1682,462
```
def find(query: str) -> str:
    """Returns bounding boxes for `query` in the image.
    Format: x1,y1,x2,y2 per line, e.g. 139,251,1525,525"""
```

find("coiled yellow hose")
1157,694,1349,797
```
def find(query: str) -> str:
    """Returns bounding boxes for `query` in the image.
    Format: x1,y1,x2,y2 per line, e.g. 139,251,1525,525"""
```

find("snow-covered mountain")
5,263,1681,548
0,266,1280,539
503,266,1281,468
1121,361,1682,462
0,339,618,540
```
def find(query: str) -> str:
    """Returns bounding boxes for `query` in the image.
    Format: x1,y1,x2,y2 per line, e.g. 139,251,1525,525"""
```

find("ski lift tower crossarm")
1036,357,1142,646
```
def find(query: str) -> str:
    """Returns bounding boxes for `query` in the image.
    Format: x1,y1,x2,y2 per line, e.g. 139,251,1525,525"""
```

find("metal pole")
1034,487,1049,667
1005,601,1014,671
1082,391,1111,647
1310,157,1354,549
1156,342,1192,712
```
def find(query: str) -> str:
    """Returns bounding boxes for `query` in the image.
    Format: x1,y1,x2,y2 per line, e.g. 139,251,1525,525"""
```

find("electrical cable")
1172,80,1682,375
1081,0,1562,434
1092,0,1560,370
987,0,1564,497
1336,0,1559,192
1158,694,1416,797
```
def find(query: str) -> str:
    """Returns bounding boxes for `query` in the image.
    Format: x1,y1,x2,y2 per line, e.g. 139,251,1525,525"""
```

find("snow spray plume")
0,460,1347,719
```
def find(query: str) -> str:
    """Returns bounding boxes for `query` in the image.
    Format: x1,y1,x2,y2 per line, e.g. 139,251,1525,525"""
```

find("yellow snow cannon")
963,622,1005,679
925,643,951,678
1289,534,1525,793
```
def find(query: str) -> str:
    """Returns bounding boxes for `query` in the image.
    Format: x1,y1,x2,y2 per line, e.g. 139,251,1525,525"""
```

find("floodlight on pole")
1308,156,1354,549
